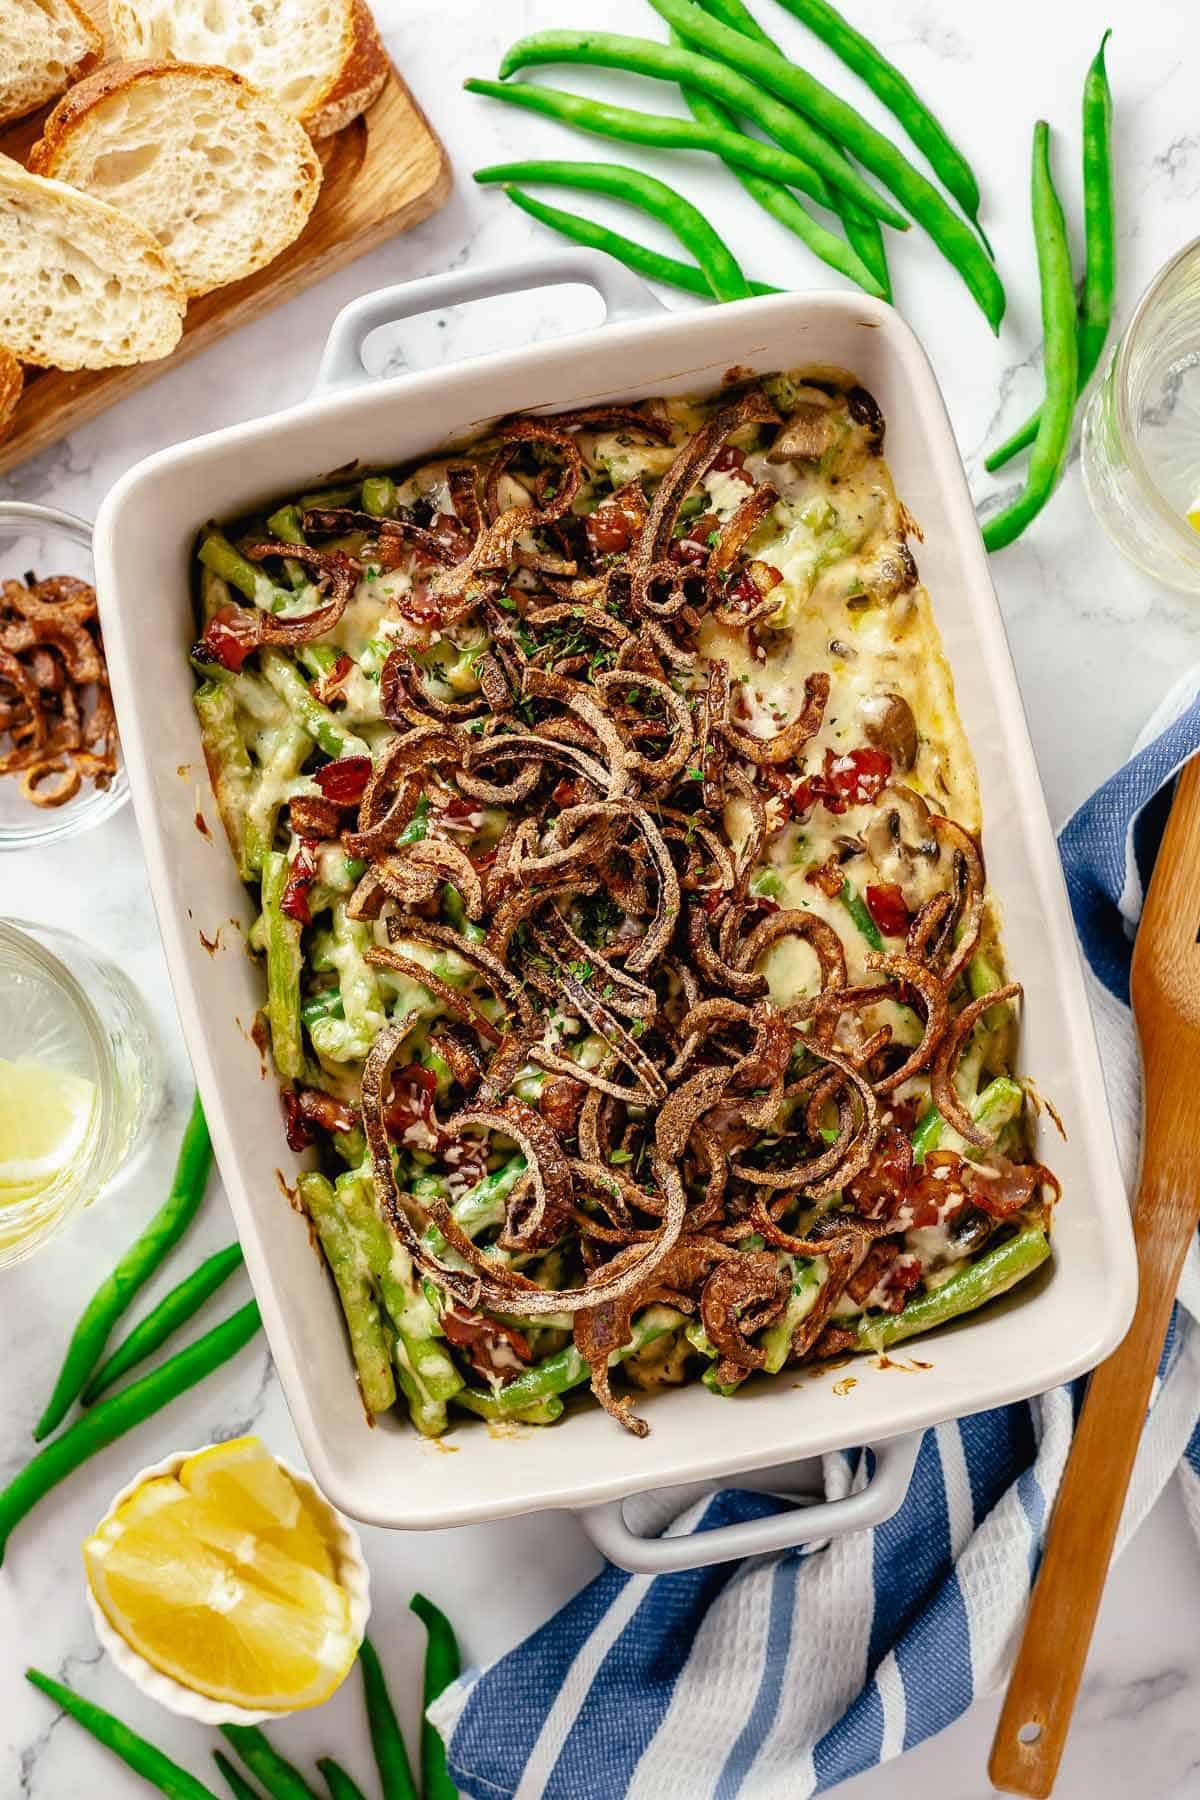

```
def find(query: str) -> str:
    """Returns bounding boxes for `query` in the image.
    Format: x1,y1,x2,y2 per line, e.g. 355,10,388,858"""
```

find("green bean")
451,1388,564,1425
298,485,360,510
199,530,282,609
839,877,883,952
194,682,264,877
668,64,884,297
214,1752,271,1800
260,649,369,760
768,0,987,245
646,0,1005,328
219,1727,321,1800
261,850,306,1082
981,123,1078,550
300,1174,396,1415
82,1242,245,1404
502,186,779,300
986,31,1114,470
34,1093,213,1440
467,75,837,197
498,31,907,229
1,1301,261,1564
910,1102,942,1161
266,504,305,546
856,1224,1050,1351
317,1760,370,1800
26,1670,219,1800
481,1305,682,1415
474,160,751,303
411,1594,462,1800
359,1638,420,1800
361,475,397,517
334,1173,462,1405
688,0,891,300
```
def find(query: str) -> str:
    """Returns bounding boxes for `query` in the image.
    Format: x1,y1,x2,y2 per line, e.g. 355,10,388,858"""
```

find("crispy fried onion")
930,983,1022,1148
722,670,830,766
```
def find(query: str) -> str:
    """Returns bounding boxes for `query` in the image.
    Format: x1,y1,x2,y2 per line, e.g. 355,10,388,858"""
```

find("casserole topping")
191,368,1058,1438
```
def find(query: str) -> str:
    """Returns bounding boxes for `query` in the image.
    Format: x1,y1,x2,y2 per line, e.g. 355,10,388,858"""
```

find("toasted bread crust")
0,0,102,129
303,0,388,138
0,349,22,444
29,58,255,173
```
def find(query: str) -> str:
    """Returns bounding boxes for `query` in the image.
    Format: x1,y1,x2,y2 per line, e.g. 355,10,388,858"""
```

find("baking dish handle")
314,249,666,394
576,1430,923,1574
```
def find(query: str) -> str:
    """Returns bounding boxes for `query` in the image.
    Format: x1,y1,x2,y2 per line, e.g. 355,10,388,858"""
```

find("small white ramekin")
85,1444,372,1726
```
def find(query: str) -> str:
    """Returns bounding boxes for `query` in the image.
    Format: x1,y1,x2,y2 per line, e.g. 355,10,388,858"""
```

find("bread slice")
0,0,102,129
0,154,185,369
107,0,388,138
0,347,22,443
29,62,323,299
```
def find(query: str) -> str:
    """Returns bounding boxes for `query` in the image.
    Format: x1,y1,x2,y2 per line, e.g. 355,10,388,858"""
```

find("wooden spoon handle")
989,1166,1195,1797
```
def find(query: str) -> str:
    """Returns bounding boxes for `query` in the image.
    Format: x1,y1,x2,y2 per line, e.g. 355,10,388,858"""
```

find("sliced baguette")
29,62,323,300
0,0,102,129
0,347,21,443
107,0,388,138
0,154,185,369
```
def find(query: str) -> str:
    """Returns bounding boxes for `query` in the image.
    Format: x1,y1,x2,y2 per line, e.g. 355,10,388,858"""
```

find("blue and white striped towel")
431,678,1200,1800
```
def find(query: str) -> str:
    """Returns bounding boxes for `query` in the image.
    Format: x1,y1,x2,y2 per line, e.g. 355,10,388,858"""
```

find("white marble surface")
5,1,1200,1794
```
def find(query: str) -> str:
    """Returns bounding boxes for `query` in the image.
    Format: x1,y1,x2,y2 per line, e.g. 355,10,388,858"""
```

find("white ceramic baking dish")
94,250,1136,1573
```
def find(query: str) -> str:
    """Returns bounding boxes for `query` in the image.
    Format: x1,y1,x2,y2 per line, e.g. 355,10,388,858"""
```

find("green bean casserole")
190,367,1058,1438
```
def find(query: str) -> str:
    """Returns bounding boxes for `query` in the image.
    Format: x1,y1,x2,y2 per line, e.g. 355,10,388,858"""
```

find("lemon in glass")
84,1437,359,1711
0,1055,96,1204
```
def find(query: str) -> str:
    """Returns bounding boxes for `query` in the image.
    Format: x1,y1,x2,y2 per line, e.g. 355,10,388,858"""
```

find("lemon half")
84,1438,357,1711
0,1056,96,1198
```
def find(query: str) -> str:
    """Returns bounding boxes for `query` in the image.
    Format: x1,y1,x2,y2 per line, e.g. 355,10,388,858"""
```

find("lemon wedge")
1188,503,1200,534
178,1435,336,1579
84,1441,356,1711
0,1056,95,1197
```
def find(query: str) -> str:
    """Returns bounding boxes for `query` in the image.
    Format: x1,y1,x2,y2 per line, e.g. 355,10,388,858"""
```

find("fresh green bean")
1,1301,261,1564
502,186,778,300
411,1594,462,1800
474,160,751,303
467,76,838,198
690,0,891,300
856,1224,1050,1351
261,851,306,1081
497,31,908,229
34,1093,213,1440
300,1173,396,1415
986,31,1114,470
27,1670,219,1800
645,0,1005,328
839,877,884,952
359,1638,420,1800
667,63,884,297
452,1388,564,1425
317,1760,370,1800
218,1727,321,1800
214,1752,271,1800
767,0,987,245
982,123,1078,550
82,1243,245,1404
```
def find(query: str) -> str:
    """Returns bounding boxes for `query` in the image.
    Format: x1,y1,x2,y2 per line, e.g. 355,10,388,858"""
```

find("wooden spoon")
990,752,1200,1797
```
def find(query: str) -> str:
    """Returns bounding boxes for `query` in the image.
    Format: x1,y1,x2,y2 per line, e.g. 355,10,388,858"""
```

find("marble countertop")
5,1,1200,1794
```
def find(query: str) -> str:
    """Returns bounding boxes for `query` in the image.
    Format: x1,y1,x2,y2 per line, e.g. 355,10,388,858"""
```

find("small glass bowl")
0,919,161,1269
0,499,129,850
1081,236,1200,591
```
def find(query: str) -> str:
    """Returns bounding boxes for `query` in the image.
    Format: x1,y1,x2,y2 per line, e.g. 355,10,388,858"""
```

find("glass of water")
1082,236,1200,590
0,920,161,1268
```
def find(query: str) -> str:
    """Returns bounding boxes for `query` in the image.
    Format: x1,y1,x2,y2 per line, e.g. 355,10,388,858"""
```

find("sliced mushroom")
864,785,942,906
767,386,838,464
859,536,919,602
860,692,918,770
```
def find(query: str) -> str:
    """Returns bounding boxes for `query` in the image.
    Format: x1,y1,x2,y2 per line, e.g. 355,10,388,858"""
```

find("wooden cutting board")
0,36,450,477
